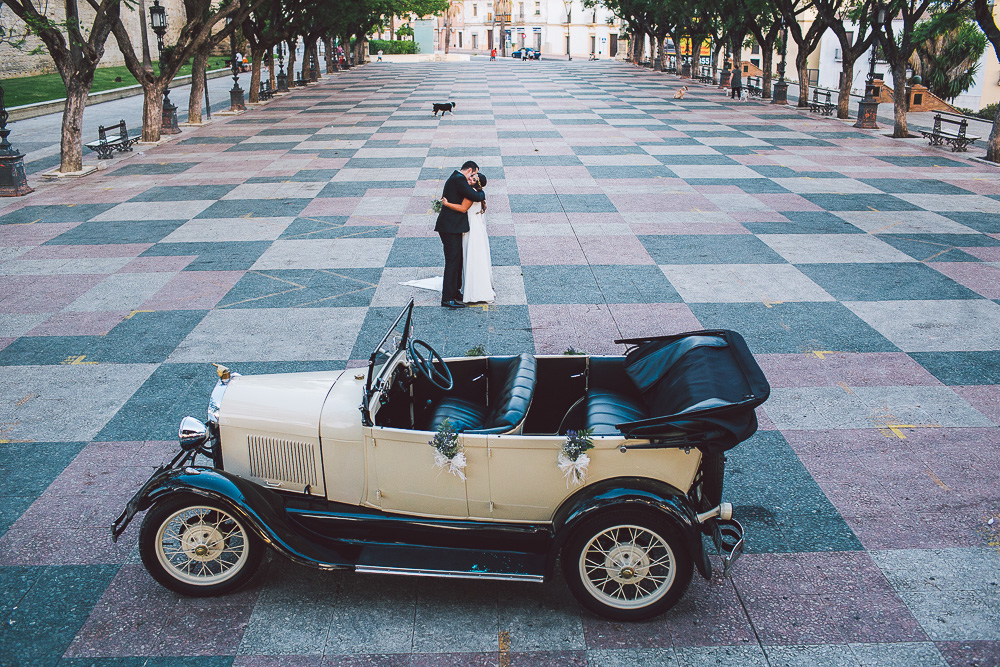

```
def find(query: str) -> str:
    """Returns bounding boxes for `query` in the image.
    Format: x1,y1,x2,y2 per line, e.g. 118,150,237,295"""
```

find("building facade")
433,0,623,58
0,0,186,78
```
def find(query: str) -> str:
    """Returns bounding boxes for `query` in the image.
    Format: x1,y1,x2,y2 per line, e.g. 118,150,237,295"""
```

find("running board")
354,543,547,583
356,564,544,583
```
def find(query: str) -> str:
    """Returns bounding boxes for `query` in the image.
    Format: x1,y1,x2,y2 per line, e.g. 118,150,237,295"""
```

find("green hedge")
369,39,418,55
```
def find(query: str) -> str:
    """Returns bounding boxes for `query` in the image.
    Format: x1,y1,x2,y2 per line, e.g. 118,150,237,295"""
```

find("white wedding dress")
461,209,495,303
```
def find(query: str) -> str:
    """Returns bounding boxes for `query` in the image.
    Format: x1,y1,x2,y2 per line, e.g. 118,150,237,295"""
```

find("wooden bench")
85,119,140,160
920,113,980,152
808,88,836,116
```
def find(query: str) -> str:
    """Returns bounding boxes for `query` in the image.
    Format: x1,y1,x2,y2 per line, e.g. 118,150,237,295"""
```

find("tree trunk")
655,34,665,70
445,13,451,54
761,45,773,98
325,36,334,73
287,39,297,84
837,55,857,119
188,46,207,124
796,59,809,107
140,80,165,143
986,101,1000,162
268,48,276,89
59,81,88,173
249,50,262,102
674,40,683,73
891,59,908,137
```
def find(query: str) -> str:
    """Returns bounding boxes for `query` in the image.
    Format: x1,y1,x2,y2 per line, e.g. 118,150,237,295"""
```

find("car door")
486,434,569,522
368,426,469,518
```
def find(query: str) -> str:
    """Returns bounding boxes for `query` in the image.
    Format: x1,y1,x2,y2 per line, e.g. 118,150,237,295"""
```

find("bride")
441,173,495,303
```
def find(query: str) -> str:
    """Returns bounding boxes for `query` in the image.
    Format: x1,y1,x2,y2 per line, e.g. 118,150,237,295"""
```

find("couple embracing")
435,160,495,308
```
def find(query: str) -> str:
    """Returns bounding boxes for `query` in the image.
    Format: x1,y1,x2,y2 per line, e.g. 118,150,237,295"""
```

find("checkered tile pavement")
1,60,999,666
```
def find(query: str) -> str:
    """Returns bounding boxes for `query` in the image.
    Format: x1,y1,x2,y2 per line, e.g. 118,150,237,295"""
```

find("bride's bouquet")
430,198,443,213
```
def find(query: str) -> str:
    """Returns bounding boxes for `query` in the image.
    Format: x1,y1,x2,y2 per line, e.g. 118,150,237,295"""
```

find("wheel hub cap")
605,544,650,584
180,525,225,562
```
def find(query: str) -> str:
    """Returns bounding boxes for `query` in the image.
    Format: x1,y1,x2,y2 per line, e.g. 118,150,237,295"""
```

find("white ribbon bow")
434,450,467,481
558,452,590,487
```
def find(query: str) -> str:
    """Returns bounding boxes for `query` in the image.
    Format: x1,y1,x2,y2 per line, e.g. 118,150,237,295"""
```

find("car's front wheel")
139,495,263,596
562,510,693,621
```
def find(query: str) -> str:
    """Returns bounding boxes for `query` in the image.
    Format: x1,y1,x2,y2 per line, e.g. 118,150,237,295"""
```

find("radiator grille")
247,435,318,487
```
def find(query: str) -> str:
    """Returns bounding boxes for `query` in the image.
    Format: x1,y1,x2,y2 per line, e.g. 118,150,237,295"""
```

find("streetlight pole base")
0,152,33,197
772,81,788,105
230,85,246,112
161,90,180,135
854,98,880,129
276,71,289,93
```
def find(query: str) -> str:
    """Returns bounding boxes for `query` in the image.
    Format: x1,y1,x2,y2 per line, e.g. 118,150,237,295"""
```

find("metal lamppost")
719,47,732,88
276,41,289,93
772,18,788,105
226,17,246,111
148,0,179,134
855,4,886,128
564,0,572,60
0,82,33,197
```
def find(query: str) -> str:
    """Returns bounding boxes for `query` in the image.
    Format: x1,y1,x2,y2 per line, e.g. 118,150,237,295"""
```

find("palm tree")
909,11,987,102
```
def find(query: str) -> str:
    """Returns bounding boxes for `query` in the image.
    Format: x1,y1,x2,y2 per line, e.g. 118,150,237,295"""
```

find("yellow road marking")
499,630,511,667
242,213,254,218
14,394,37,407
868,206,880,211
925,469,950,491
9,218,42,226
469,304,490,311
763,300,784,308
837,382,853,394
62,355,98,365
125,310,154,319
878,423,942,439
810,350,842,359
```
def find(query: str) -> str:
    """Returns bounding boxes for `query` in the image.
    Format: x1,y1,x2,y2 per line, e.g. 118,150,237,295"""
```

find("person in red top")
490,48,497,61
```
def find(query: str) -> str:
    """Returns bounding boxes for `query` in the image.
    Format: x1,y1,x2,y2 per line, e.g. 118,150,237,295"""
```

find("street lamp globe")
149,0,167,38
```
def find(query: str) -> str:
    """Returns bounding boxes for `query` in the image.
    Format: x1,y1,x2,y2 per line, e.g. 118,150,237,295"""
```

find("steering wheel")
407,339,454,391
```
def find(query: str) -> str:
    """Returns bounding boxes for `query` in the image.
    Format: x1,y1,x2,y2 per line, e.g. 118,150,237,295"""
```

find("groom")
435,160,486,308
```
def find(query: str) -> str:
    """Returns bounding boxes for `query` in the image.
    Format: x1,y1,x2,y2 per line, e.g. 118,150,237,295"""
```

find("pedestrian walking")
377,49,383,62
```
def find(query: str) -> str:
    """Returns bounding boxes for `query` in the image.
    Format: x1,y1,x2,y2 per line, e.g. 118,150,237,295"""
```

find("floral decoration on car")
430,418,466,480
558,427,594,486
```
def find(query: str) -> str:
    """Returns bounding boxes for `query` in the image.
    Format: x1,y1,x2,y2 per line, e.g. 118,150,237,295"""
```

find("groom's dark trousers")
435,170,485,303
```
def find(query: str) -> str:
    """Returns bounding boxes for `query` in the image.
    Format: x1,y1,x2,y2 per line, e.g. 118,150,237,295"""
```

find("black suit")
435,171,486,303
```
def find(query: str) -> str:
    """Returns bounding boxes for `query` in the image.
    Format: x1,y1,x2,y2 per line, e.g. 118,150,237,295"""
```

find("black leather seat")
430,353,537,434
586,388,647,436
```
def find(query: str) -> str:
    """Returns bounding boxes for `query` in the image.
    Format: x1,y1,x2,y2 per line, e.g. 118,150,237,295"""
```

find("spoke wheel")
563,511,692,621
140,495,263,596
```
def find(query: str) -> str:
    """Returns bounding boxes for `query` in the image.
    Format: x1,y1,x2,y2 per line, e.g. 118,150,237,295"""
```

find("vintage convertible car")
112,300,769,621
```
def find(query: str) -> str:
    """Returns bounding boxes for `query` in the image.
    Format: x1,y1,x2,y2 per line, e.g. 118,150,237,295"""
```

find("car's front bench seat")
430,353,536,434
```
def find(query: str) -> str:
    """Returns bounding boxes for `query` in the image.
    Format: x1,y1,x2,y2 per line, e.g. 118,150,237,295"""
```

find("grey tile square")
844,300,1000,352
659,264,834,303
169,307,367,362
252,238,394,269
758,234,918,264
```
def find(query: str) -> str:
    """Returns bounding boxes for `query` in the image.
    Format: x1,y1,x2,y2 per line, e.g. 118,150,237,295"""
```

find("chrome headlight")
178,416,208,450
207,363,239,423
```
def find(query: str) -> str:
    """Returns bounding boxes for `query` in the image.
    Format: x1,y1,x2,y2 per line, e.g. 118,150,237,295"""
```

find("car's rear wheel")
562,510,693,621
139,495,263,596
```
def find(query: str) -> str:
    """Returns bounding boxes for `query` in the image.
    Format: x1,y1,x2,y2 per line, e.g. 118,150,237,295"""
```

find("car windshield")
366,299,414,395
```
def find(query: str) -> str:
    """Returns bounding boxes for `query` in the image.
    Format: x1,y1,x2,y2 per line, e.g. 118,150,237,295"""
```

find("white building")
812,18,1000,112
434,0,624,58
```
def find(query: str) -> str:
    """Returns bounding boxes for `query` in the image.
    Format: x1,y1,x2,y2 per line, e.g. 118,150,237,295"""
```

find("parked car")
512,47,541,60
112,300,769,621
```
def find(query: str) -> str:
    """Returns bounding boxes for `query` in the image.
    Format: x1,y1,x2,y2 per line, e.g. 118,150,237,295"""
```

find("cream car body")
112,300,767,622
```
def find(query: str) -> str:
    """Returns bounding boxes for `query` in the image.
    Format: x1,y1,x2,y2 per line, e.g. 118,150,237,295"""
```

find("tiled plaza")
1,60,999,666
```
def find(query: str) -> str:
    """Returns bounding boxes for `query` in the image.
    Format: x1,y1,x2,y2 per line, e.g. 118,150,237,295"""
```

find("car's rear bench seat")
430,353,537,434
585,335,740,436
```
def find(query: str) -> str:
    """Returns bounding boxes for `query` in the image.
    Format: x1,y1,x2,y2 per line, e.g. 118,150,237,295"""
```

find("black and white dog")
432,101,456,116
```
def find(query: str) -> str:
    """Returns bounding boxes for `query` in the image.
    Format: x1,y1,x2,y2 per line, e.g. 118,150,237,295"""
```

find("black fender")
549,477,711,580
122,466,357,570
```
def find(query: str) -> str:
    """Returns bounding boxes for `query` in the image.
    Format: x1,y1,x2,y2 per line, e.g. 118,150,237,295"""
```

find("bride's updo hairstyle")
475,174,487,190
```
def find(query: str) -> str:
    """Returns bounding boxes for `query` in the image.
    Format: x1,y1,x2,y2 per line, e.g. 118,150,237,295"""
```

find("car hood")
219,370,345,440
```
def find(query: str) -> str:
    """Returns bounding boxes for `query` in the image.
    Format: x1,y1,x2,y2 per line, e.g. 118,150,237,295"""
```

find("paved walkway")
1,60,999,666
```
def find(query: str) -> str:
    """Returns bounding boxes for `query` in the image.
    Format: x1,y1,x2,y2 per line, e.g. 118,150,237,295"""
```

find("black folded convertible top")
613,330,770,454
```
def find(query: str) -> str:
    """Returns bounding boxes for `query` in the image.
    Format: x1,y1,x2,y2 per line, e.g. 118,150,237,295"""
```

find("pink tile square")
577,235,655,265
754,352,942,388
118,255,196,272
300,197,361,216
752,193,824,211
952,385,1000,426
0,274,105,313
20,243,152,259
529,304,621,355
517,236,587,265
141,270,245,310
929,261,1000,297
0,221,79,246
